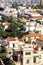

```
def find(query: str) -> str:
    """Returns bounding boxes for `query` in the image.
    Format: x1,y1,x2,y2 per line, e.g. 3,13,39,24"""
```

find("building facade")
20,44,43,65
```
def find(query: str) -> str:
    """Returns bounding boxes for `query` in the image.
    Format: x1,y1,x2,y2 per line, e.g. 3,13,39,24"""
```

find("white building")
23,33,43,44
4,7,18,18
2,22,10,30
20,44,43,65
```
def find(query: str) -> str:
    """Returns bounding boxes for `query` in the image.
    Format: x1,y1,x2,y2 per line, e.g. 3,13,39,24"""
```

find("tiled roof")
28,7,37,12
18,38,23,42
7,37,16,41
3,22,10,26
7,37,23,42
25,33,43,37
32,16,43,20
37,38,43,41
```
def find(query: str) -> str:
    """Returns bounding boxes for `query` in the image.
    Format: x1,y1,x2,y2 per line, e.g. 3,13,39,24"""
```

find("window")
9,52,11,54
21,50,23,55
30,19,34,21
25,52,31,55
26,59,29,64
39,55,41,59
33,56,39,63
41,46,43,50
33,57,36,63
13,44,15,47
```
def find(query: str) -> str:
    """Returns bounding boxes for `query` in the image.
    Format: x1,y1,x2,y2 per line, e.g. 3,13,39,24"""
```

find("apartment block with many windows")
20,44,43,65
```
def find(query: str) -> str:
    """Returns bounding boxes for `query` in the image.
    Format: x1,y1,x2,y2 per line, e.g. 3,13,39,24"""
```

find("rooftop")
3,22,10,26
32,16,43,20
6,37,16,41
25,33,43,37
37,37,43,41
6,37,23,42
20,44,33,51
19,18,29,22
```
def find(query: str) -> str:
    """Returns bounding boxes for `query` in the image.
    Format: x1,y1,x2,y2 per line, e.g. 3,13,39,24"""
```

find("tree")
0,16,30,38
0,24,6,37
10,62,15,65
6,20,24,38
35,31,39,33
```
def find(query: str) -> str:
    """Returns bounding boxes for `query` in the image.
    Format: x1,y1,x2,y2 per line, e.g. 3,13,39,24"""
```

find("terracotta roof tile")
37,37,43,41
3,22,10,26
18,38,23,42
25,33,43,37
28,8,37,12
32,16,43,20
7,37,16,41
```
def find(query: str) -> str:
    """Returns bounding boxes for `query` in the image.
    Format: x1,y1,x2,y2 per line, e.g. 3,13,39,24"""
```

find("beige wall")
36,40,43,46
20,46,43,65
6,48,13,58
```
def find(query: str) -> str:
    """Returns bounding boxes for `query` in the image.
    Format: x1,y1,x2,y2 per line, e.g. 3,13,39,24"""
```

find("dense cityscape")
0,0,43,65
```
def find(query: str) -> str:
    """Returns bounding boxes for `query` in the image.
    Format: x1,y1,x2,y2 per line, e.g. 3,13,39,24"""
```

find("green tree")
0,16,30,38
6,20,24,38
10,62,15,65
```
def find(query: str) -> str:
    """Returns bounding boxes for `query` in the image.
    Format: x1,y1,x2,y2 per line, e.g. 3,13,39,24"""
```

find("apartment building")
37,37,43,47
20,44,43,65
23,33,43,44
20,44,33,65
4,34,43,65
4,7,18,18
0,0,41,6
18,7,43,33
5,37,24,58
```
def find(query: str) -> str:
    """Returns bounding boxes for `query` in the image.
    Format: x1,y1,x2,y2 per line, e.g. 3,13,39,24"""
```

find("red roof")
7,37,23,42
18,38,23,42
7,37,16,41
3,22,10,26
33,16,43,20
25,33,43,37
37,37,43,41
